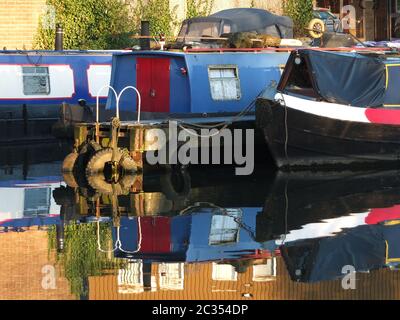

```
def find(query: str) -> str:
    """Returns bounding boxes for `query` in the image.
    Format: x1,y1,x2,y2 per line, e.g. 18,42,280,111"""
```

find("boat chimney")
140,21,150,50
55,24,64,51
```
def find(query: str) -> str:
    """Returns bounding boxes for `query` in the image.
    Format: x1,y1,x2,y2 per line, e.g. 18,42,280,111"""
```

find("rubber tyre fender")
62,152,79,173
86,173,125,195
85,147,123,177
160,167,191,201
308,18,325,39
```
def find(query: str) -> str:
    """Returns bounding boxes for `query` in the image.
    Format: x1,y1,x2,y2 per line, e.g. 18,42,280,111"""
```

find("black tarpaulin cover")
301,50,387,107
182,8,293,38
282,224,389,283
210,8,293,36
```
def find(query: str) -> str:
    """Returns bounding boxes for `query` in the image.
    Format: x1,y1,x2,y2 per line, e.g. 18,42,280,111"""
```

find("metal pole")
140,21,150,50
55,24,64,51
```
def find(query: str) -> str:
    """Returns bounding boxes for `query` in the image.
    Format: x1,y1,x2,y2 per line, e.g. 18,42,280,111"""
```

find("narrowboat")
256,48,400,169
0,50,118,141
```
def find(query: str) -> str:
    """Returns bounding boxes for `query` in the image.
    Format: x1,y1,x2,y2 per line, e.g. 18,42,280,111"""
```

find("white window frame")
209,209,242,246
158,263,185,291
212,263,238,281
208,65,241,101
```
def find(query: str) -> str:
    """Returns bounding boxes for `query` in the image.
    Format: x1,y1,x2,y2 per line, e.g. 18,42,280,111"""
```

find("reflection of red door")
139,217,171,253
136,58,170,112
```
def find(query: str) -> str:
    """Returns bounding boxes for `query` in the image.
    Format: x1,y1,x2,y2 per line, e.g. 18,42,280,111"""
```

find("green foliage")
48,222,126,298
186,0,214,19
132,0,179,36
283,0,314,37
35,0,135,50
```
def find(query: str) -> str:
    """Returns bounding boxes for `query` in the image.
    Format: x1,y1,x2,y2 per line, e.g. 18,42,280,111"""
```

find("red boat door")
139,217,171,253
136,57,170,112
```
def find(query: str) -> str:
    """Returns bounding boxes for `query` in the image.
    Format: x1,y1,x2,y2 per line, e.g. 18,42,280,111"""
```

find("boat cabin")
106,50,289,117
278,49,400,108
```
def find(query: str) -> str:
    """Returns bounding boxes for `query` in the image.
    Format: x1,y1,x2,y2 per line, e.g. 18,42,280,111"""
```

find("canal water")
1,142,400,300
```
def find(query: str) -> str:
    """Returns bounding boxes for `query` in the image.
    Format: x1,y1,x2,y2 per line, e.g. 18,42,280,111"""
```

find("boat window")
212,263,238,281
284,57,318,98
177,22,189,41
23,188,51,216
22,66,50,95
222,23,231,34
209,209,241,245
263,25,281,38
208,66,241,101
186,21,221,41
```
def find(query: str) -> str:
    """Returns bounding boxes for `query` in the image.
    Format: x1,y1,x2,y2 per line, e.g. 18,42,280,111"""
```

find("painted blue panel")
170,215,192,253
186,207,261,262
113,218,139,253
106,55,137,111
185,52,289,113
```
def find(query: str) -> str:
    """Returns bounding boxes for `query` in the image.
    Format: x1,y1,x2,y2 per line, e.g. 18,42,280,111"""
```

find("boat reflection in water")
2,157,400,299
257,170,400,284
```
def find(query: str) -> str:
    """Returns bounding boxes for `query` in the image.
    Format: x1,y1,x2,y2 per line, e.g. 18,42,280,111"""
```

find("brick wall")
0,229,75,300
0,0,47,50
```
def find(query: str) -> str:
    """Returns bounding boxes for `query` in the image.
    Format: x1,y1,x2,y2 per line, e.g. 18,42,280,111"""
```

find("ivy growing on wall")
283,0,314,37
48,222,127,299
35,0,135,50
186,0,214,19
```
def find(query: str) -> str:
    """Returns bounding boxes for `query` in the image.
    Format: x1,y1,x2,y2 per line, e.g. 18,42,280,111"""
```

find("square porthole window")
208,66,241,101
22,66,50,95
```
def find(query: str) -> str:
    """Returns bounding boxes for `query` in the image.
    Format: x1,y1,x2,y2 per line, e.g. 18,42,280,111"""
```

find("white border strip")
276,93,370,123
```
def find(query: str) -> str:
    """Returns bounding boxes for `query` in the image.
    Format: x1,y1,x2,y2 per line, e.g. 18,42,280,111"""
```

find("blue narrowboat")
0,50,121,142
106,50,289,120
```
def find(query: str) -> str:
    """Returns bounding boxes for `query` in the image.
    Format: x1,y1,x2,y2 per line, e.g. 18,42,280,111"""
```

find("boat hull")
256,98,400,169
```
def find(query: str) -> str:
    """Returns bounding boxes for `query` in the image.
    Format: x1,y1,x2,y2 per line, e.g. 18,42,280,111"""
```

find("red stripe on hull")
365,108,400,125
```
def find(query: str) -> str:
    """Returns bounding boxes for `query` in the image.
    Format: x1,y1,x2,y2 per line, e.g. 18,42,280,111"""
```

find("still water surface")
1,142,400,300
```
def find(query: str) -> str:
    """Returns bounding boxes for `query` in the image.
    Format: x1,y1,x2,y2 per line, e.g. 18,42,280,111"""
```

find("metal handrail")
117,86,142,124
95,85,142,124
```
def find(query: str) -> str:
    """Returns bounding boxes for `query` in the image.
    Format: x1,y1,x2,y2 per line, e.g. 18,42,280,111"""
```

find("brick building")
88,257,400,300
0,229,75,300
0,0,47,50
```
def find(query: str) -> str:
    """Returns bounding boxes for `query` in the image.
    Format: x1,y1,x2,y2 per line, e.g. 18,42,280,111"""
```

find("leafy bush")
132,0,179,37
48,222,126,298
186,0,214,19
35,0,135,50
283,0,314,37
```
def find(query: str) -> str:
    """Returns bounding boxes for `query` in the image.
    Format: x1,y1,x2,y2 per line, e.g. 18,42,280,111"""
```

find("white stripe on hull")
275,93,370,123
